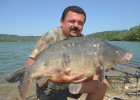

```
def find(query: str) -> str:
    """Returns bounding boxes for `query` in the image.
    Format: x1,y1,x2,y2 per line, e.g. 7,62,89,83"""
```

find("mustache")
70,26,79,31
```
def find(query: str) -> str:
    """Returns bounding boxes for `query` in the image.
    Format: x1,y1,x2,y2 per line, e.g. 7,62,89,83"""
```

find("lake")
0,41,140,80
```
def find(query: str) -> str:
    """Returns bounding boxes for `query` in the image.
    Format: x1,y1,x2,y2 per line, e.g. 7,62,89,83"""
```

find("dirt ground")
0,77,140,100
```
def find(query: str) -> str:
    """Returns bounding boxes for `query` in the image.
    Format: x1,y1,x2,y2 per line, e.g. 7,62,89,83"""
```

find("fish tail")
18,71,32,99
5,67,25,82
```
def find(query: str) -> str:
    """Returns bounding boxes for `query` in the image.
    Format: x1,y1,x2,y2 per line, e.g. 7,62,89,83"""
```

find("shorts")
36,83,82,100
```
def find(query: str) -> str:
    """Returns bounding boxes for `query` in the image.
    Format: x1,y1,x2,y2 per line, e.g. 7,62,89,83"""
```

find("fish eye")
115,51,119,54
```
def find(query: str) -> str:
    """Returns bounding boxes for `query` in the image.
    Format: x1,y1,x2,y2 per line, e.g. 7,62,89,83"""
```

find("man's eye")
78,21,84,25
69,20,75,23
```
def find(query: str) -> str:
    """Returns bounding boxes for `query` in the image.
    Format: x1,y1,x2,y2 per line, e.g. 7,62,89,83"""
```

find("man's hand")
49,67,87,84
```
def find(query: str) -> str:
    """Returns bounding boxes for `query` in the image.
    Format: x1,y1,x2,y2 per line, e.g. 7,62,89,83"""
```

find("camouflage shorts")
36,83,82,100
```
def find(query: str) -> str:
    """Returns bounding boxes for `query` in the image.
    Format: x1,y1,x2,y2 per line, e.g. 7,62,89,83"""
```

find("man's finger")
73,77,88,83
63,72,86,83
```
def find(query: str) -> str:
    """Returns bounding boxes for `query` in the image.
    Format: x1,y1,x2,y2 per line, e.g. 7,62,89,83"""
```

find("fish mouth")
123,53,133,62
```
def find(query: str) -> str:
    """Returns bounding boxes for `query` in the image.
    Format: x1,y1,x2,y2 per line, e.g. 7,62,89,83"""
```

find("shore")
0,77,140,100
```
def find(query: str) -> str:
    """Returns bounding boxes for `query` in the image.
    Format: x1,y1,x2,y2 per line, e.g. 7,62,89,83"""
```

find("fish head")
99,41,133,70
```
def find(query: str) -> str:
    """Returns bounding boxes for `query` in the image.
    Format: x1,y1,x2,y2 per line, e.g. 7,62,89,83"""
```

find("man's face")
61,11,85,37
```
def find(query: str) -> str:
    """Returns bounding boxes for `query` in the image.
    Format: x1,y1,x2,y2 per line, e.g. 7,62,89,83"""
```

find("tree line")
0,34,40,42
87,25,140,41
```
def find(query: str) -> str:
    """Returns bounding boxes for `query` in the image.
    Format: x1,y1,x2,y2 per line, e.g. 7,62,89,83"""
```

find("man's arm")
25,57,35,66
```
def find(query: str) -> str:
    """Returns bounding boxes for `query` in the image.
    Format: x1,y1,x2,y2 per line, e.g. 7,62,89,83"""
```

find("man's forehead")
65,11,85,21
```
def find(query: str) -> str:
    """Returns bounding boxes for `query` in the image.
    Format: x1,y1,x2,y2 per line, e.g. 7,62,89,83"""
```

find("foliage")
0,34,40,42
87,25,140,41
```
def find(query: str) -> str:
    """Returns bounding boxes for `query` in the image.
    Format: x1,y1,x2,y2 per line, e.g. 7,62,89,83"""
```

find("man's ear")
60,19,63,26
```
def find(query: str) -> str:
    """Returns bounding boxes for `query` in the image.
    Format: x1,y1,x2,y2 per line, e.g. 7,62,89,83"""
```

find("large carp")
5,37,132,99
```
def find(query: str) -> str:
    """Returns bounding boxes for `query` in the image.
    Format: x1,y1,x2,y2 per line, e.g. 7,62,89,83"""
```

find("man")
26,6,108,100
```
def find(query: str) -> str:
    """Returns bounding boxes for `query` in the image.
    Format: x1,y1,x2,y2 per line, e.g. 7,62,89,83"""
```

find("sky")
0,0,140,36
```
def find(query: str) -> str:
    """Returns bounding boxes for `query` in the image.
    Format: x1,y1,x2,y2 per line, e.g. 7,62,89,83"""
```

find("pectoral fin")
98,66,105,84
68,83,82,94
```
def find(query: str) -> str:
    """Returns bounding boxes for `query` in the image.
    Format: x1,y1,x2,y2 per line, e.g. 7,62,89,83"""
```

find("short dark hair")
61,6,86,23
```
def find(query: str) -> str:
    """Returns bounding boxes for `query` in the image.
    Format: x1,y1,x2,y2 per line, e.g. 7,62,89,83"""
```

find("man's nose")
73,22,78,27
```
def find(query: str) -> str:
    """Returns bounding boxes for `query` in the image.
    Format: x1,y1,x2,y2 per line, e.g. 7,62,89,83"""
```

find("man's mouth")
71,30,78,33
70,26,79,32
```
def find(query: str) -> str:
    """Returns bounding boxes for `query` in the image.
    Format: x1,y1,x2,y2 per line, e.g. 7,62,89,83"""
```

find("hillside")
0,34,40,42
87,25,140,41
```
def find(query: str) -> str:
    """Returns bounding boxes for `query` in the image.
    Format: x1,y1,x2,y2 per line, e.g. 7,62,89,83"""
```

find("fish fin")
5,67,25,83
68,83,82,94
36,77,49,87
18,71,32,99
98,66,105,84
